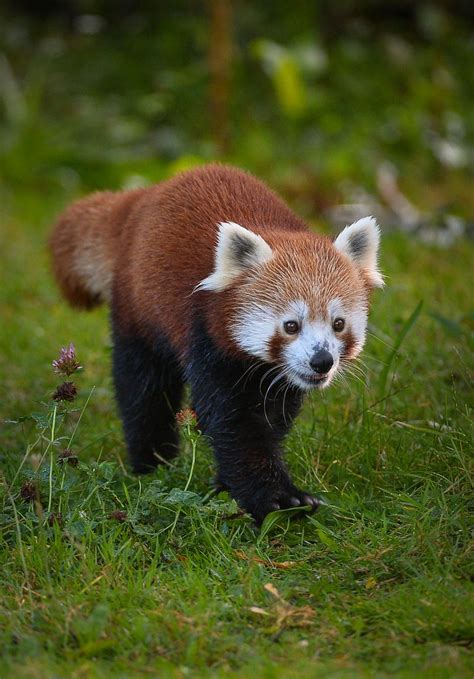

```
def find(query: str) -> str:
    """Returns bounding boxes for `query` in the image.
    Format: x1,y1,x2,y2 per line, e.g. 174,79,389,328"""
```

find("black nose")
309,349,334,375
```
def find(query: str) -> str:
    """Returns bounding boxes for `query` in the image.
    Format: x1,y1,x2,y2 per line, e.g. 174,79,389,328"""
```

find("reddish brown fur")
231,233,367,316
341,330,357,359
267,333,285,362
50,164,371,359
50,188,146,309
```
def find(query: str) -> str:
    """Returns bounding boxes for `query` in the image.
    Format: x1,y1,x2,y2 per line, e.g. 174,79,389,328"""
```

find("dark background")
1,0,473,236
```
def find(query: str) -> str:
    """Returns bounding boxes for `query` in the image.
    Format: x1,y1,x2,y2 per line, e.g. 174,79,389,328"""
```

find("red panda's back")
115,165,308,355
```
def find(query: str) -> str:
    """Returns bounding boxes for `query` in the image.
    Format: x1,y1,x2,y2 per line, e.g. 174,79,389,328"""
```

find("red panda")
50,164,383,524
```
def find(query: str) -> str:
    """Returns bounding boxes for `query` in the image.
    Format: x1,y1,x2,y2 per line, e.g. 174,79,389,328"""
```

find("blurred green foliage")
0,1,473,217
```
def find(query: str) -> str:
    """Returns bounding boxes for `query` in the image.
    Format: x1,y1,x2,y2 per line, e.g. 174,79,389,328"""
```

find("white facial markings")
231,299,307,362
282,297,369,389
282,300,309,329
348,306,368,354
327,298,344,321
282,318,341,389
328,297,368,356
231,302,278,361
231,295,369,391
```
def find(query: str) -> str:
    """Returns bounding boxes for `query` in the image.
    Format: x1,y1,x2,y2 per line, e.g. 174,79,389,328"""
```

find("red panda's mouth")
297,373,329,388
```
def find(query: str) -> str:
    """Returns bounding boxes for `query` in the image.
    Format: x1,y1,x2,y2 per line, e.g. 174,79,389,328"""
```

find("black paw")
248,487,320,526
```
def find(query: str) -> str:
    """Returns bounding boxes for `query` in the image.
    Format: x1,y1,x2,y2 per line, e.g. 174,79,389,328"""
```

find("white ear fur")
196,221,273,292
334,216,384,288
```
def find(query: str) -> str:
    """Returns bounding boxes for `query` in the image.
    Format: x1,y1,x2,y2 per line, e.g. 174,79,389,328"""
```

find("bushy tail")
49,190,137,309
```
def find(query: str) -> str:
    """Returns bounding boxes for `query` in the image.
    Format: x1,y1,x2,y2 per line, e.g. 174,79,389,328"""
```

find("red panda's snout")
229,296,367,391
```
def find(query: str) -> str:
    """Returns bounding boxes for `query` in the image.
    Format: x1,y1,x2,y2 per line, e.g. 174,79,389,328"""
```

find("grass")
0,184,472,679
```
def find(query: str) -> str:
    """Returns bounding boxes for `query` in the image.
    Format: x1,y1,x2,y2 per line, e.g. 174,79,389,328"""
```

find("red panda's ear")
196,221,273,292
334,217,384,288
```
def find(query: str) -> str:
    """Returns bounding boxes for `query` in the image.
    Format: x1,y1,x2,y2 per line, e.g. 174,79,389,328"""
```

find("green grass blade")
378,300,424,399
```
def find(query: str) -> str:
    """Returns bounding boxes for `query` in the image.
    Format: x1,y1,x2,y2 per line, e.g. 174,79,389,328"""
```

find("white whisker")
263,370,287,427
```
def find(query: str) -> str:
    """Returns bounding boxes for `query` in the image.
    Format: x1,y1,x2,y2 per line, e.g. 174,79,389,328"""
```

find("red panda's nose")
309,349,334,375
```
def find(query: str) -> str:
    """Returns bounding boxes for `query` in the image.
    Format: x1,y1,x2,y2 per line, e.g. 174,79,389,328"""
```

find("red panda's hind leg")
111,324,184,473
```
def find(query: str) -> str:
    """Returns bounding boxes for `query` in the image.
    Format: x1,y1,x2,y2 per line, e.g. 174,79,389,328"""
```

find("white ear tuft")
334,216,384,288
196,221,273,292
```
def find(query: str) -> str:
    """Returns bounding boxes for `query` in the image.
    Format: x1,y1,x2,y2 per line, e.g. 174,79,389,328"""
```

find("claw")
245,486,320,524
302,494,319,508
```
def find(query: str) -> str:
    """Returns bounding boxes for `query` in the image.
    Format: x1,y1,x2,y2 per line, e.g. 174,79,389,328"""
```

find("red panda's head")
198,218,383,390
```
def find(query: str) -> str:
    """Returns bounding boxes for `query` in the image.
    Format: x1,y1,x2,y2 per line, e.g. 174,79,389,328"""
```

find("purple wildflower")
52,343,82,376
52,382,77,402
48,512,63,527
176,408,198,428
20,481,38,502
109,509,128,522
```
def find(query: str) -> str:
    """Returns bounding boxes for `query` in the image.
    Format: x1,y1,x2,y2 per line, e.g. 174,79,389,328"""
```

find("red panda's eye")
284,320,300,335
333,318,345,332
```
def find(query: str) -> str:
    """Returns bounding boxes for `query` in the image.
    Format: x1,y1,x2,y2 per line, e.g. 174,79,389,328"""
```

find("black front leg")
212,423,319,525
187,328,319,524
